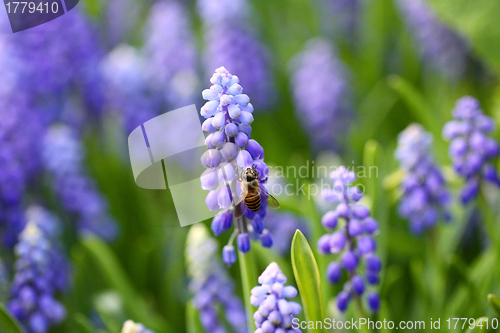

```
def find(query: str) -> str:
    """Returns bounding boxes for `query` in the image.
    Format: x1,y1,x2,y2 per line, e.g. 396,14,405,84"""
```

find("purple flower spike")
186,225,247,333
396,124,451,234
396,0,469,79
290,38,352,153
8,206,70,333
443,97,500,204
199,67,276,266
198,0,276,109
144,0,198,108
42,125,118,241
317,166,381,312
251,263,302,332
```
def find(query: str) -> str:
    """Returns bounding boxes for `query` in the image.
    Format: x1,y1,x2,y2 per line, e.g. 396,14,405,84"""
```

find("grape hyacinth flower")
101,44,161,134
144,0,199,108
443,96,500,204
290,38,352,153
250,262,302,333
318,166,381,312
8,206,70,333
264,212,309,255
5,8,105,117
200,67,274,266
122,320,154,333
198,0,275,109
395,124,451,234
42,124,118,241
396,0,469,79
186,224,247,333
0,48,45,247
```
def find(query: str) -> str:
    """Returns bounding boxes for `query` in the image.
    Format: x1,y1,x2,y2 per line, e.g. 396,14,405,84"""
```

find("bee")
235,165,280,218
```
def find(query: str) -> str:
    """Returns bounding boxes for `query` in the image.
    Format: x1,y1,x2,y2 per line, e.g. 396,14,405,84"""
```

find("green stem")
238,250,257,333
478,192,499,251
427,229,445,316
354,294,367,318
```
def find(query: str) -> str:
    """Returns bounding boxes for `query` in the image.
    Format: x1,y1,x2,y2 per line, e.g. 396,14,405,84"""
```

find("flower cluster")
144,0,199,108
122,320,154,333
395,124,451,234
443,96,500,204
8,206,70,333
101,44,161,134
395,0,469,79
0,46,44,247
198,0,275,108
6,8,105,117
42,124,118,241
186,224,247,333
200,67,273,266
290,38,352,153
250,262,302,333
318,166,381,312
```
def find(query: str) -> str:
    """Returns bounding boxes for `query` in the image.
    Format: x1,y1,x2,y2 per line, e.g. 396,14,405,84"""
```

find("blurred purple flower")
101,44,162,134
8,206,70,333
315,0,361,43
0,46,44,247
105,0,140,48
42,124,119,241
187,224,247,333
290,38,352,153
396,0,469,79
144,0,199,108
443,96,500,204
198,0,275,109
395,124,451,234
5,9,105,117
318,166,381,312
264,211,309,255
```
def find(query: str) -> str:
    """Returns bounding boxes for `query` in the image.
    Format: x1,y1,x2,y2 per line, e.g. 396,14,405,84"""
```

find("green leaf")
0,305,23,333
299,181,333,306
238,249,258,333
186,301,205,333
73,313,97,333
291,230,325,332
488,294,500,317
428,0,500,76
81,238,170,332
351,80,398,150
96,307,122,333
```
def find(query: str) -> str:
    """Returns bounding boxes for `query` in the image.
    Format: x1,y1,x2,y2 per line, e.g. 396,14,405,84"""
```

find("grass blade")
0,305,23,333
291,230,325,332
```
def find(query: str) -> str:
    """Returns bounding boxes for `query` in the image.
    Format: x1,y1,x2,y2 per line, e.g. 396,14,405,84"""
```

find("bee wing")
261,186,280,209
234,184,248,218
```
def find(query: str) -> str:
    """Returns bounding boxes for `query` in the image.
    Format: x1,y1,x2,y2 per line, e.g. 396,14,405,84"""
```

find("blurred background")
0,0,500,332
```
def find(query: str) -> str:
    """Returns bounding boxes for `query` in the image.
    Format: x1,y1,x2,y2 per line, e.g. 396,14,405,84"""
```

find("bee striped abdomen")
245,194,261,212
